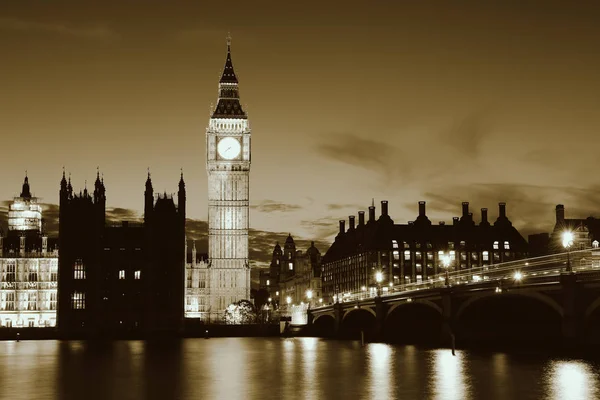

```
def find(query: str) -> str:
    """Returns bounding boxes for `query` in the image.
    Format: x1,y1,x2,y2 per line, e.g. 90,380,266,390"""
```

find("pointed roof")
212,35,247,119
20,173,31,198
219,35,238,84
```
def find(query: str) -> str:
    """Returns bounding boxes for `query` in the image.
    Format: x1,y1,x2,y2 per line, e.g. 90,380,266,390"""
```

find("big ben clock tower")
206,36,251,312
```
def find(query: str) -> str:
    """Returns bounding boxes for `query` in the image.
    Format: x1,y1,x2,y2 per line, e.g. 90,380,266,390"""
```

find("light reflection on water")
0,338,599,400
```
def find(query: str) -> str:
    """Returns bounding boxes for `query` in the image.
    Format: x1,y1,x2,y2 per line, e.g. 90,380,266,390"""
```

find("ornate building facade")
0,175,58,328
58,171,185,335
260,235,323,307
322,200,528,303
204,37,251,312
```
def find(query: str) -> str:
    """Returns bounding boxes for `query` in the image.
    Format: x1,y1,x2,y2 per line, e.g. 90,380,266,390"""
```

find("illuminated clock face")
217,137,241,160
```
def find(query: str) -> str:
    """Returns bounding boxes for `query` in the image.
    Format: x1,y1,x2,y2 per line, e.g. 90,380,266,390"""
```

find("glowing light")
407,298,412,302
267,297,272,302
432,349,470,400
442,254,451,268
375,271,383,283
548,361,598,400
495,286,502,293
286,296,291,305
514,271,523,281
562,231,574,249
276,291,279,296
389,282,394,287
306,289,313,299
361,286,367,291
472,275,481,282
319,298,323,303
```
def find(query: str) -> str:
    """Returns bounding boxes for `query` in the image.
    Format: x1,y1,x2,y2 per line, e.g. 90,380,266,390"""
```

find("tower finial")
147,167,151,179
226,32,232,52
97,166,100,178
372,198,374,207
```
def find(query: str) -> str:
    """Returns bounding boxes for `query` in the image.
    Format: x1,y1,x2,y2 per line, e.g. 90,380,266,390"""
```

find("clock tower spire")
205,35,252,313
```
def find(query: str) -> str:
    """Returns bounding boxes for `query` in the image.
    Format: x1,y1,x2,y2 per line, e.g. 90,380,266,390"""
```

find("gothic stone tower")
206,37,251,312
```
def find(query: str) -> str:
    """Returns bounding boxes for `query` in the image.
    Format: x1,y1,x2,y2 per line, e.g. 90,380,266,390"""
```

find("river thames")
0,337,599,400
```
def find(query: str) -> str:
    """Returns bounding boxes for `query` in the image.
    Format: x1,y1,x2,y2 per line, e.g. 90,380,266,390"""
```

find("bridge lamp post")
306,289,313,309
562,231,574,273
442,254,451,287
375,271,383,297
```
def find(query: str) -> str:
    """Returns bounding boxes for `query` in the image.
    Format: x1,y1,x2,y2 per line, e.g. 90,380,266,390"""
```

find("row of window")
391,240,512,250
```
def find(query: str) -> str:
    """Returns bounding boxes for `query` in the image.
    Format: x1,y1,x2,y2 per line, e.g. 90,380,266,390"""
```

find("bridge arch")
386,299,442,320
342,306,376,321
312,312,335,324
456,290,563,320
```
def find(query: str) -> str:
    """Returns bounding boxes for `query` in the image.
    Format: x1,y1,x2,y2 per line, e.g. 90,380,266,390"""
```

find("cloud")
315,133,400,177
106,207,141,223
0,17,117,40
326,203,366,211
441,109,491,157
251,200,302,213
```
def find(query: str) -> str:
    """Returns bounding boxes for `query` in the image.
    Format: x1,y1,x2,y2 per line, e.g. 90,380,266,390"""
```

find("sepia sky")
1,1,600,267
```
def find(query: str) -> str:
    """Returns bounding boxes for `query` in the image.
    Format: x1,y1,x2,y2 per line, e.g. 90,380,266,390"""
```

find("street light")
563,231,574,273
442,254,451,286
286,296,291,306
306,289,313,309
513,271,522,282
375,271,383,297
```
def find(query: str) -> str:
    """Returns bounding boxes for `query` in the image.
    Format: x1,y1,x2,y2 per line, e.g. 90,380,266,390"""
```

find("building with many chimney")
0,175,58,328
58,170,185,336
321,200,528,303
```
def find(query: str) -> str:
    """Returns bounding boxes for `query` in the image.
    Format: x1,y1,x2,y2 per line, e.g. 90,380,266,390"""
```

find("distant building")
262,236,322,307
184,242,210,319
0,175,58,328
321,200,528,303
549,204,600,252
58,171,185,336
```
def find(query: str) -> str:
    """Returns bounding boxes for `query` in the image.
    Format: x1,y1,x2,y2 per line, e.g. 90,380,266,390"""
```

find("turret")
144,170,154,225
93,168,106,228
20,173,31,199
178,170,186,222
60,169,68,204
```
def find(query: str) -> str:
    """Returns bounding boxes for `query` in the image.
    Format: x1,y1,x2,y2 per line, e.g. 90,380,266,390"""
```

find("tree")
224,300,257,324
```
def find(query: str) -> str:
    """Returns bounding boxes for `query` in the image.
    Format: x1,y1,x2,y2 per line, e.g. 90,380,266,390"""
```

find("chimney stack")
556,204,565,223
349,216,356,230
481,208,488,224
368,204,376,222
499,202,506,218
358,211,365,226
381,200,388,216
439,221,446,225
339,220,345,234
462,202,469,217
419,201,426,217
453,217,459,225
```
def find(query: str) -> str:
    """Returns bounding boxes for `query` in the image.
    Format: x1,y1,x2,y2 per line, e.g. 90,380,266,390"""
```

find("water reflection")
432,349,471,400
1,339,600,400
547,360,599,400
366,343,393,400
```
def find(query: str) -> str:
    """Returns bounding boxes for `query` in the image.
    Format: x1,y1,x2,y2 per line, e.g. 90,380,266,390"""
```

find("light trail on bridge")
318,248,600,308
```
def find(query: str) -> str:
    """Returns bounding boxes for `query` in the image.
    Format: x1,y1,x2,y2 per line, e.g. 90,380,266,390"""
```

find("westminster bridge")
308,248,600,347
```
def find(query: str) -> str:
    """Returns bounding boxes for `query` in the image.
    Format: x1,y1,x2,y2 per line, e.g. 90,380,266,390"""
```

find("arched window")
392,240,398,249
493,241,499,250
593,240,599,248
